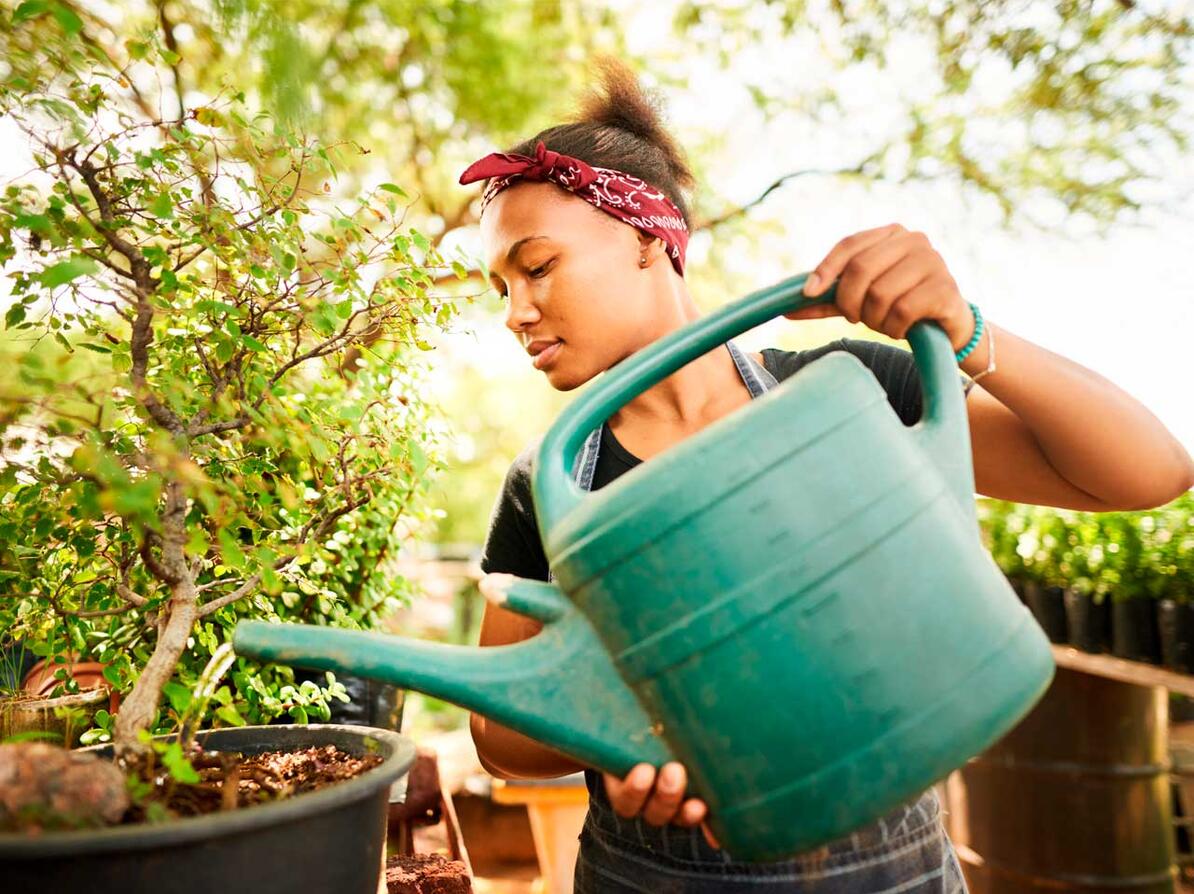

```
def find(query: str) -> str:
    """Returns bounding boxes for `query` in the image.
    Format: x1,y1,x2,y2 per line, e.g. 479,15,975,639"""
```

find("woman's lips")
532,341,563,370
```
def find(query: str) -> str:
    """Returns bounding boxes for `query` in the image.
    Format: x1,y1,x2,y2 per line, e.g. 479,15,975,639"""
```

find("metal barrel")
946,667,1176,894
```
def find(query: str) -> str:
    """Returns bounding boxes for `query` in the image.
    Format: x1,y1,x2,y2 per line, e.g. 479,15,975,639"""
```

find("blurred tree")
672,0,1192,231
51,0,622,245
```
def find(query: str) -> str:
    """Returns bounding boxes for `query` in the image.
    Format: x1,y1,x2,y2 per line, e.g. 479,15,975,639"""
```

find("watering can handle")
534,271,974,535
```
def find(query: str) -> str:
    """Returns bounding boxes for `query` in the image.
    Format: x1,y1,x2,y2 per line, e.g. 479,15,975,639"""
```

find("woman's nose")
504,289,541,333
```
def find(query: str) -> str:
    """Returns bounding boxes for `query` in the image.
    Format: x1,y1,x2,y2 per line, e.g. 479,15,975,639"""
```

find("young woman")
460,59,1194,893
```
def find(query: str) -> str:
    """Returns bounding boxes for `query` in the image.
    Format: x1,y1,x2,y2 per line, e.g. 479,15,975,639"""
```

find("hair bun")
573,56,695,191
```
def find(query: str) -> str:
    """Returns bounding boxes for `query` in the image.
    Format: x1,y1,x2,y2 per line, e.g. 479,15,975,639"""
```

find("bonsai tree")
0,16,468,751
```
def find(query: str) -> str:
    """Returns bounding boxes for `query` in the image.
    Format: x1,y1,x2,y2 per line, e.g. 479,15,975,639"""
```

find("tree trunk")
114,481,197,749
113,589,197,748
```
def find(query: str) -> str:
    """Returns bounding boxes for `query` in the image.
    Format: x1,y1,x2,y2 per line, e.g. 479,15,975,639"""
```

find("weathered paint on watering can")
235,271,1054,862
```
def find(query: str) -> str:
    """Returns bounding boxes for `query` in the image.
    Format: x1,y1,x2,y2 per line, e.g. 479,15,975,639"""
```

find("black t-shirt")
479,338,937,581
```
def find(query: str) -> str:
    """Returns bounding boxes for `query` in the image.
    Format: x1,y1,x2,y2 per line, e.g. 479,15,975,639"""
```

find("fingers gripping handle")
480,574,569,624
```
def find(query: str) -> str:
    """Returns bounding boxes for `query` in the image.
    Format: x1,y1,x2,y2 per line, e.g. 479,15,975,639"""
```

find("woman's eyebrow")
491,235,549,275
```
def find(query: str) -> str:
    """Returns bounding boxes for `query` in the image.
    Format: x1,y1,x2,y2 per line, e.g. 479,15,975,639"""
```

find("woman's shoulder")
501,438,541,500
479,438,549,579
761,339,926,427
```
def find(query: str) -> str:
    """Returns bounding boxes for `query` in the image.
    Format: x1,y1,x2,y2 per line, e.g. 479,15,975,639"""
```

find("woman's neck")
607,284,752,433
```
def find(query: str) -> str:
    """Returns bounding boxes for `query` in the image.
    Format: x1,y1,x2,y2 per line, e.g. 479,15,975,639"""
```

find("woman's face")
480,181,670,391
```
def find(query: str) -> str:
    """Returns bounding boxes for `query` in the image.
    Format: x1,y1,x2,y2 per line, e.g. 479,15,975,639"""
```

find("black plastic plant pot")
0,724,415,894
1111,598,1162,665
1159,600,1194,674
1063,589,1111,654
1024,582,1069,644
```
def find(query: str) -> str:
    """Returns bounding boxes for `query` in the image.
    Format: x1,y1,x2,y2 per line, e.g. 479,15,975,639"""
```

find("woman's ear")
636,233,665,266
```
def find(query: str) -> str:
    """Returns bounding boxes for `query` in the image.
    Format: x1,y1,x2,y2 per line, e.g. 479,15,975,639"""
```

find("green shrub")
0,16,466,747
979,494,1194,605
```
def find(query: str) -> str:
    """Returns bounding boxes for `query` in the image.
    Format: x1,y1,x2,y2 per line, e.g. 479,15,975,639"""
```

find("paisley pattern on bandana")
459,140,690,277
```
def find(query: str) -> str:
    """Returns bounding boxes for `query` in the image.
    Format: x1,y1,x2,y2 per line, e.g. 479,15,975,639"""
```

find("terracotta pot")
21,657,118,713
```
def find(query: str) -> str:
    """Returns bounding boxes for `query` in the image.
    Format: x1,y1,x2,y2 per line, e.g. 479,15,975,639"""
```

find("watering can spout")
233,576,670,775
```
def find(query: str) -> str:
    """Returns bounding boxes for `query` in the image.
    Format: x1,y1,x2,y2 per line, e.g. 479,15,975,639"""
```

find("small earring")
639,256,647,266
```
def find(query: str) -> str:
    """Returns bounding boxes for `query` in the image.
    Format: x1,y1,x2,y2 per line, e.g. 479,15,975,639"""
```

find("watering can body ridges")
234,271,1054,863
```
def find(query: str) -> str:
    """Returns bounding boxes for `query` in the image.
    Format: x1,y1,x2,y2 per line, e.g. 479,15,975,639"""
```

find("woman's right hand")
603,762,720,848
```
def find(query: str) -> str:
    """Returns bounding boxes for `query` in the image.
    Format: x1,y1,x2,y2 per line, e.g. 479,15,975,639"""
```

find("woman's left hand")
789,223,976,352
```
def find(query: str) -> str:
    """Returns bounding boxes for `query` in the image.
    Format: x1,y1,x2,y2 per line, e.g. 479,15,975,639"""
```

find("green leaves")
37,255,97,288
12,1,51,24
1,8,456,752
163,681,193,714
159,741,201,785
981,494,1194,603
148,192,174,219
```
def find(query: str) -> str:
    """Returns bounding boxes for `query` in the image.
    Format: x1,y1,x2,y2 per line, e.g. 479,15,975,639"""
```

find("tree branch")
197,493,372,618
189,416,250,437
140,533,180,585
694,163,870,231
156,0,186,122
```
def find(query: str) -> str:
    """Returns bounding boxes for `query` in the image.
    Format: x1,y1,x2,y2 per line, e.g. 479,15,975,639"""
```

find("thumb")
478,573,516,607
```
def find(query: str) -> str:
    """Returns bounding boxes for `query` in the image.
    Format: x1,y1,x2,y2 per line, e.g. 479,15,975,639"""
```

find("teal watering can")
235,271,1054,861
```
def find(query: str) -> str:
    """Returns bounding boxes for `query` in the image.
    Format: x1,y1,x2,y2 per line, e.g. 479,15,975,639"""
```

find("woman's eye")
529,263,550,279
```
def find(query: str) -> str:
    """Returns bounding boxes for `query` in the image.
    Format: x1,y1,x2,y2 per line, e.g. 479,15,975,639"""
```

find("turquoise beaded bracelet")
955,302,983,364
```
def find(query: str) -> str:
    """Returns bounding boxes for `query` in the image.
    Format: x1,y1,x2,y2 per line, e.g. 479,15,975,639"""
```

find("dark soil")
126,744,384,823
385,853,472,893
0,741,382,832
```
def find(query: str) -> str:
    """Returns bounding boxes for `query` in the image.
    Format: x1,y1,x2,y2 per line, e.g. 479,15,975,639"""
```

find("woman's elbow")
470,713,514,779
1121,472,1193,511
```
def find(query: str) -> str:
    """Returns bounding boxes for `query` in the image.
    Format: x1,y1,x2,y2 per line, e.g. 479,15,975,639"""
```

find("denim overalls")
560,341,969,894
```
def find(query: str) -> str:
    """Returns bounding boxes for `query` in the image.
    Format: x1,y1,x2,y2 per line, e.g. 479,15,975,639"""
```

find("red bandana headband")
458,140,689,277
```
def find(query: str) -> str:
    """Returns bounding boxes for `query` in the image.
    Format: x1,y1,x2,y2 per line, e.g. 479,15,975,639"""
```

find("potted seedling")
1021,508,1069,644
1099,513,1162,664
978,499,1030,601
1154,498,1194,672
1062,512,1111,654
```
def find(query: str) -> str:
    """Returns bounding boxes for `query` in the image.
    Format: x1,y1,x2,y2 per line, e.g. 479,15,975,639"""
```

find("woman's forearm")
960,321,1194,508
470,713,587,779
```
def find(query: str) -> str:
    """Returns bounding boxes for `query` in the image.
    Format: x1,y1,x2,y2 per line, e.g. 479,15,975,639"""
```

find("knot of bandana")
458,139,689,277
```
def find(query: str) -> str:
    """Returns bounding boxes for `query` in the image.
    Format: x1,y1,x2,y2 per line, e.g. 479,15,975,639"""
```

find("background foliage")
980,493,1194,604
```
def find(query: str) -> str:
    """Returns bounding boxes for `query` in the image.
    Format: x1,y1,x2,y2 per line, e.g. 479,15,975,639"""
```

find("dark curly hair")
502,56,696,226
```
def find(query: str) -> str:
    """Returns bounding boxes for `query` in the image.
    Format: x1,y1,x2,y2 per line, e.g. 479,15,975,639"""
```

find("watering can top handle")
534,271,971,534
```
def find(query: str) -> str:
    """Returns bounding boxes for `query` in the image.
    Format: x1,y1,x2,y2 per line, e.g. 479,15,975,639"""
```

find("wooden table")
491,773,588,894
1050,645,1194,698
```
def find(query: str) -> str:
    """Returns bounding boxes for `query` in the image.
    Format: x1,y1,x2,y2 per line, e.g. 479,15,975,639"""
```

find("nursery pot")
1112,598,1162,665
1064,589,1112,654
0,685,110,747
0,724,415,894
1024,582,1069,644
1158,600,1194,675
22,658,110,698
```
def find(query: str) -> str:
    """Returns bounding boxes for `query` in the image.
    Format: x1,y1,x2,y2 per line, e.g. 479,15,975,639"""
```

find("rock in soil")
385,853,471,893
0,742,129,833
